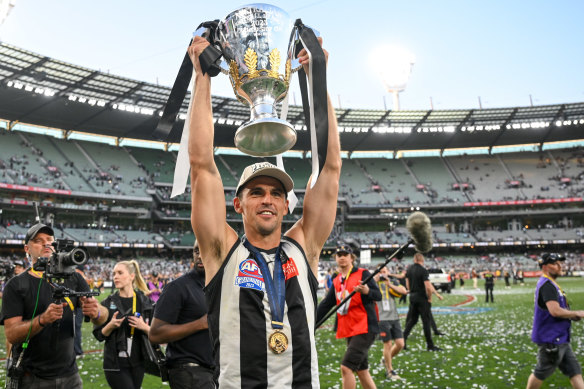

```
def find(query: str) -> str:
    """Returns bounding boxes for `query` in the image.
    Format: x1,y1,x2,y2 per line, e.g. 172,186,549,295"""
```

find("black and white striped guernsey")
205,236,320,388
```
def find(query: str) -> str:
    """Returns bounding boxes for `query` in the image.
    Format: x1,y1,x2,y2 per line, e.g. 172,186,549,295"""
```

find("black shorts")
378,320,403,342
342,332,376,372
533,343,582,380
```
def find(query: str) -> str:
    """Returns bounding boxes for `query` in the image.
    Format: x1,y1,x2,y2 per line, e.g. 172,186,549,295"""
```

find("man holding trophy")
184,5,341,388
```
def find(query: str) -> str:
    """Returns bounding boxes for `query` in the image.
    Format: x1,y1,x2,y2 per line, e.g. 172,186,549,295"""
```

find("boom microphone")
406,211,433,253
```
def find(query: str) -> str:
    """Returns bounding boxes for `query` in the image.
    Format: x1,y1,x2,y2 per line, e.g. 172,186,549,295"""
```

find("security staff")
402,253,441,351
149,241,215,388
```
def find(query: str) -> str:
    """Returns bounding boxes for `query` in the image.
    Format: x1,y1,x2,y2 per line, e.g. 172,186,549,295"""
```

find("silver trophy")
202,4,303,156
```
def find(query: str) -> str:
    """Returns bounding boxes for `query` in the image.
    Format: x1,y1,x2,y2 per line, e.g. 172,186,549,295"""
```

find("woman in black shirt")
93,260,153,389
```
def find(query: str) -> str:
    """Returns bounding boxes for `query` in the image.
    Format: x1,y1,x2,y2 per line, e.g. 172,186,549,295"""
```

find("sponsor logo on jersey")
235,258,265,291
282,257,299,280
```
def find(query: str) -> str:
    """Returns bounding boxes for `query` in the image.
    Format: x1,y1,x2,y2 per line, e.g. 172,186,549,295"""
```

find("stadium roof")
1,42,584,153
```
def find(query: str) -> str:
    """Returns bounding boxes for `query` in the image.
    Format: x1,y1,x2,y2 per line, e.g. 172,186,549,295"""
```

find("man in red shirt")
317,244,381,389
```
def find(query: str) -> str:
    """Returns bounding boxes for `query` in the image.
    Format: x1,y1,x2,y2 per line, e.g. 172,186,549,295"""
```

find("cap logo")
251,162,275,173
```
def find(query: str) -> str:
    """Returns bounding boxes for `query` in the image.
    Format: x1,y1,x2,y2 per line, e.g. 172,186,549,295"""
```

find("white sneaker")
390,370,401,381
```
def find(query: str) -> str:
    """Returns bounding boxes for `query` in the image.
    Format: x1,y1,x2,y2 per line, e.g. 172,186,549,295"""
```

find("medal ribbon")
243,239,286,330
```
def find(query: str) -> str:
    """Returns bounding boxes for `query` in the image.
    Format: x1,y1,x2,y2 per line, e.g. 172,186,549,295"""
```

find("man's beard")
194,259,205,276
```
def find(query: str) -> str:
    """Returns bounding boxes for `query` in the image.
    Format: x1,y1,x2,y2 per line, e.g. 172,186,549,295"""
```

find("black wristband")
38,315,45,327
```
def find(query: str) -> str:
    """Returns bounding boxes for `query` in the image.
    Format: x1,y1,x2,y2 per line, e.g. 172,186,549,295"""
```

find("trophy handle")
288,22,320,72
194,21,223,77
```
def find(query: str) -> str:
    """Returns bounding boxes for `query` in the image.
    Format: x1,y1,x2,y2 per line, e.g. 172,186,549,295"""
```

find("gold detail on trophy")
268,48,281,79
244,48,259,79
229,60,247,105
285,59,291,86
229,60,239,88
229,48,290,102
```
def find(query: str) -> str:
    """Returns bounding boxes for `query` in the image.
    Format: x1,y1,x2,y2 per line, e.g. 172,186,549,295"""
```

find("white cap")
235,162,294,196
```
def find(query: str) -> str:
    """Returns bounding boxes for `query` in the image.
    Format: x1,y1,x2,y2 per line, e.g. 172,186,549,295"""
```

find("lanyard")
30,268,43,278
243,239,286,330
130,291,137,336
543,274,567,299
378,280,390,300
340,267,353,299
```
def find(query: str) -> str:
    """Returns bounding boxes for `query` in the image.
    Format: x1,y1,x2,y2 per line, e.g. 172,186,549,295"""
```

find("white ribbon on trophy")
170,77,195,199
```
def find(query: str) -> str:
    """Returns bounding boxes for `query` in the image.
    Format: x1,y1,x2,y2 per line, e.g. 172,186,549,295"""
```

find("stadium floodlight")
371,44,415,111
0,0,16,26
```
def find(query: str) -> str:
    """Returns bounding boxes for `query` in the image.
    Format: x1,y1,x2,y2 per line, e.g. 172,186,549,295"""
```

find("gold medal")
268,330,288,354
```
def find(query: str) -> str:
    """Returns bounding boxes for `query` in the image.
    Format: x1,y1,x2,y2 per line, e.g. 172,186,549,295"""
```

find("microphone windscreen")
406,211,433,253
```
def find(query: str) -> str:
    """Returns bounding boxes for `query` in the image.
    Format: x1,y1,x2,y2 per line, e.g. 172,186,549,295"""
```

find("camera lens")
71,249,86,264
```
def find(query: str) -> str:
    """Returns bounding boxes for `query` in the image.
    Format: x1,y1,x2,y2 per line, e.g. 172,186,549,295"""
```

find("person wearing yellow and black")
93,260,153,389
317,244,381,389
504,269,511,289
483,270,495,303
526,253,584,389
374,265,408,381
0,223,107,388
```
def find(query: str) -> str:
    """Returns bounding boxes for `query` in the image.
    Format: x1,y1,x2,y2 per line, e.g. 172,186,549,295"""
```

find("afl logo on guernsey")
235,259,266,291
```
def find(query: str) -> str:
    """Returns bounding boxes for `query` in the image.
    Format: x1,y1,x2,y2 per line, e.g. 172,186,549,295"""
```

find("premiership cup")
209,4,301,156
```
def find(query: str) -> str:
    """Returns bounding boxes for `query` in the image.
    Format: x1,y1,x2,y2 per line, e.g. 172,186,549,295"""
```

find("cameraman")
0,223,108,388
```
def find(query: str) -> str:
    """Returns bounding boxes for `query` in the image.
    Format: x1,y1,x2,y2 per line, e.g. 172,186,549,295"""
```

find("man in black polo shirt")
1,223,107,388
402,253,441,351
149,241,215,388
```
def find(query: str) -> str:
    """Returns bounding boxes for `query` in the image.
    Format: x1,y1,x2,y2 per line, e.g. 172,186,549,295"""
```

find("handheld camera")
33,239,87,279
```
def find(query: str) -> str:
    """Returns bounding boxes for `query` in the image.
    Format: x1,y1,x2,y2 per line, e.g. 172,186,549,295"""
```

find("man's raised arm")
287,40,342,275
188,37,238,283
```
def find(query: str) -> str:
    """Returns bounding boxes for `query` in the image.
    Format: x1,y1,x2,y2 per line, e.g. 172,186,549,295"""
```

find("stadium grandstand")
1,41,584,272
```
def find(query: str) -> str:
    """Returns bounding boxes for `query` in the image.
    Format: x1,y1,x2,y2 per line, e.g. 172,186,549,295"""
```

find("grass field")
1,277,583,388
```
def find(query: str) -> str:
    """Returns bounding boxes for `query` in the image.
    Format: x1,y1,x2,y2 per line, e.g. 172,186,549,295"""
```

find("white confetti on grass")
315,278,584,388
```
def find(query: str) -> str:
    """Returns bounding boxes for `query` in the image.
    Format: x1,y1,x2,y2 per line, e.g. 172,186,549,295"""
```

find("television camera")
0,259,14,281
33,239,99,300
33,239,87,279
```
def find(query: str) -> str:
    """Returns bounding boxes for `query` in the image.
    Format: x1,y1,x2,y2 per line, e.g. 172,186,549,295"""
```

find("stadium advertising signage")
464,197,583,207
